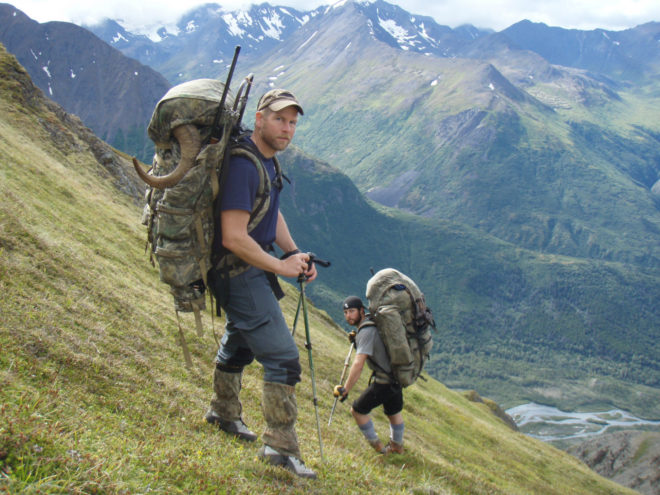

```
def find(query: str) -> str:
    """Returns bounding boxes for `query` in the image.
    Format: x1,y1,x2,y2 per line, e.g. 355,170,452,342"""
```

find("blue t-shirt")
219,143,280,246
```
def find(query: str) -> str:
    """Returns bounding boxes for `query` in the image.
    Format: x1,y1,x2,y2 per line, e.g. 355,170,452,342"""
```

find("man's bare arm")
342,352,368,394
221,209,310,278
274,210,317,281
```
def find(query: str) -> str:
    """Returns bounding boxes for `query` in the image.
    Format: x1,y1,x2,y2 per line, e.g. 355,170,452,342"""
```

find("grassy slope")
0,46,634,494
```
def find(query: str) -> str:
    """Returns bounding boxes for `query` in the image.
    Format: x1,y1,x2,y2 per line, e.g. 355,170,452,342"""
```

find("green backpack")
365,268,436,387
134,75,279,366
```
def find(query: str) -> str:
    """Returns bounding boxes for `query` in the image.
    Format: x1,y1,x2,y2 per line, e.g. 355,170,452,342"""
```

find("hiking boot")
258,445,317,479
368,438,386,454
205,410,257,442
385,440,404,454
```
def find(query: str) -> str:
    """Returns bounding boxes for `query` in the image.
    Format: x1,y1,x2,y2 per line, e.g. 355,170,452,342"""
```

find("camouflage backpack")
365,268,436,387
134,74,278,366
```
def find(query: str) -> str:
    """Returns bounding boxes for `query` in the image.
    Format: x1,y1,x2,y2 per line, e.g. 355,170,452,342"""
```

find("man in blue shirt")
204,89,317,478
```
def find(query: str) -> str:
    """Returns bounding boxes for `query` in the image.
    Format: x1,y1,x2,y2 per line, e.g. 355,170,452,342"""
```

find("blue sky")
8,0,660,32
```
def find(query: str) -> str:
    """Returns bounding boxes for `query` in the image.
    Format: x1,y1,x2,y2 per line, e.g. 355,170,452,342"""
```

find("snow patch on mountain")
297,31,318,51
185,20,197,34
114,18,179,43
223,11,251,38
417,22,436,44
112,32,128,44
259,10,286,40
378,17,411,47
328,0,350,14
371,8,438,53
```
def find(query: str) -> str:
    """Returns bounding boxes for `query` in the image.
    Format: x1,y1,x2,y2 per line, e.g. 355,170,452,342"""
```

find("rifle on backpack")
209,45,241,145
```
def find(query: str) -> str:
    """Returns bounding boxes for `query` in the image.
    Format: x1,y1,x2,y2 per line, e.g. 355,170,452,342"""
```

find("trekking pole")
298,273,324,461
291,254,330,338
328,342,354,426
291,291,303,337
293,253,330,461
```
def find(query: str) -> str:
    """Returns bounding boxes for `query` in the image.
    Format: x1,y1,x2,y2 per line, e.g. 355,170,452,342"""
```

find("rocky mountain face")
568,431,660,495
0,3,170,161
0,41,143,199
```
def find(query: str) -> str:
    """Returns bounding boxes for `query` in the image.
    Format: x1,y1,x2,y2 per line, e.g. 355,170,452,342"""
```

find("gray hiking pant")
215,266,301,386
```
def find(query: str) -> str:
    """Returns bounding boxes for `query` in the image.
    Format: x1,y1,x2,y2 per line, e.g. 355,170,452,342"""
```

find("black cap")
342,296,364,310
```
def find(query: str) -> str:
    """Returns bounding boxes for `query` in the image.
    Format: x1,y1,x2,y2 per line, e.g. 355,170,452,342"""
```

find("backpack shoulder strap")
272,155,283,191
232,137,284,188
357,317,395,384
229,144,273,232
357,316,377,333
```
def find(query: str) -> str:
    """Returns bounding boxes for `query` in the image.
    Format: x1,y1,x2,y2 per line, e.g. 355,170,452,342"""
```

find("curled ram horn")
132,124,202,189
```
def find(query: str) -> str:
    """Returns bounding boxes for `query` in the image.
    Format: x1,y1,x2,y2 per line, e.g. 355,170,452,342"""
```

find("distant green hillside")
277,146,660,418
0,44,637,494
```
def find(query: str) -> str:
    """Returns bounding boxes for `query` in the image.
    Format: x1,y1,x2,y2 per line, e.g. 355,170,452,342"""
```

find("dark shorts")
352,382,403,417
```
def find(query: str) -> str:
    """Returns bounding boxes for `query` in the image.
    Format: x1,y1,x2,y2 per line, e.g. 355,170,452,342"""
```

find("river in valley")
505,402,660,443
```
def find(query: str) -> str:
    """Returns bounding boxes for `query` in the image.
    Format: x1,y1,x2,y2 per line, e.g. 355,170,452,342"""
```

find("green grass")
0,45,637,494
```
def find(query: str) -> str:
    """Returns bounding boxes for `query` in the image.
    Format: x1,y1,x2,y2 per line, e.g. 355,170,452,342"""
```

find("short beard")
255,126,289,154
263,133,289,151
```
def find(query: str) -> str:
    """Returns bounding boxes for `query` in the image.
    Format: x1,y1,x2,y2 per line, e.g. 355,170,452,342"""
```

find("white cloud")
7,0,660,31
399,0,660,30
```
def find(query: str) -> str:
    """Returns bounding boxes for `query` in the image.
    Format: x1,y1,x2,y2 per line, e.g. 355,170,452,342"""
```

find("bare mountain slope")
0,3,171,161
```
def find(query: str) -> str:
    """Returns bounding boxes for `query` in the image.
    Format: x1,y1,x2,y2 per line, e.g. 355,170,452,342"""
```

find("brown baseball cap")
257,89,304,115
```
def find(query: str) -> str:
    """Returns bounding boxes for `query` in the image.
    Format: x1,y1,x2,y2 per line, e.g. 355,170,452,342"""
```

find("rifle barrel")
210,45,241,144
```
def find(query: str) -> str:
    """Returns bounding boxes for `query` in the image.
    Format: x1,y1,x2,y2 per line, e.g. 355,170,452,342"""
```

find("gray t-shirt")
356,322,391,375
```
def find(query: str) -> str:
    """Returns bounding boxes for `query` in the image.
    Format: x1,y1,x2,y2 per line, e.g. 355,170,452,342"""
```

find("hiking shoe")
385,441,404,454
368,439,386,454
204,410,257,442
258,445,317,479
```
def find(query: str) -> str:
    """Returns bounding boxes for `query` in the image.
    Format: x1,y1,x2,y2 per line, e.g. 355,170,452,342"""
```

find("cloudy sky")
8,0,660,32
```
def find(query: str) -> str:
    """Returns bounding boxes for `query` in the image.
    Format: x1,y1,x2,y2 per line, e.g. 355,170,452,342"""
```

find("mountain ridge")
0,2,170,161
501,19,660,82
